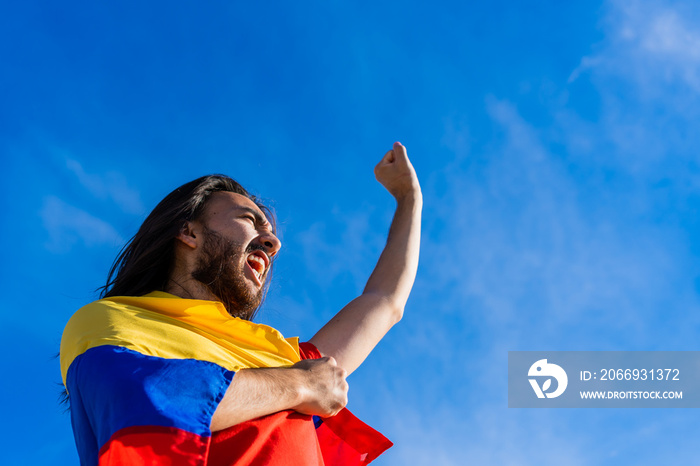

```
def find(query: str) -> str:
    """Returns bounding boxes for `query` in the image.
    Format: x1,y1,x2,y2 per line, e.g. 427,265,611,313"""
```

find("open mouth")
246,251,269,284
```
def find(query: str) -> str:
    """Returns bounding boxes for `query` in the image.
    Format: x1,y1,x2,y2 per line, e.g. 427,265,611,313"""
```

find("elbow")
377,294,405,324
361,292,405,325
388,301,405,325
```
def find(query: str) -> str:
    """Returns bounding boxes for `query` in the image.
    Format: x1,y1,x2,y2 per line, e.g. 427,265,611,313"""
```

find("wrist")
394,187,423,206
287,367,311,411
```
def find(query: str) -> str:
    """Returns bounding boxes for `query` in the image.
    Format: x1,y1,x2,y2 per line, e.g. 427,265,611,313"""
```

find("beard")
191,227,267,320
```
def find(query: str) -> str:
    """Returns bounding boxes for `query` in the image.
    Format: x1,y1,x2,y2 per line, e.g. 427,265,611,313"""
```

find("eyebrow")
236,206,271,228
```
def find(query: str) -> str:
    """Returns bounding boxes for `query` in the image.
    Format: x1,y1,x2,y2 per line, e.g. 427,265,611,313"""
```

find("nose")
259,232,282,258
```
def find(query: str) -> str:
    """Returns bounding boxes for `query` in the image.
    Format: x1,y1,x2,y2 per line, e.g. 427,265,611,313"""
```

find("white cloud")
571,0,700,97
559,9,700,201
272,4,700,464
627,6,700,93
568,56,603,84
618,0,700,63
65,158,144,214
41,196,124,253
417,92,699,360
382,2,700,462
640,11,700,59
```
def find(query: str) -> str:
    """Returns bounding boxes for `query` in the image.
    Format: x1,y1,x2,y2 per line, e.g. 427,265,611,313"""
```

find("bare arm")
211,143,419,430
210,357,348,432
309,142,422,375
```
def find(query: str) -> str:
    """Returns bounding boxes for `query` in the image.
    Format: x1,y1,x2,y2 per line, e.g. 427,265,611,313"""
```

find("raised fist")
374,142,421,201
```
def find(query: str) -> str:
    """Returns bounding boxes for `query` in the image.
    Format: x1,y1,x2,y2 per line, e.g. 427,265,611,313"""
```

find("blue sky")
3,0,700,463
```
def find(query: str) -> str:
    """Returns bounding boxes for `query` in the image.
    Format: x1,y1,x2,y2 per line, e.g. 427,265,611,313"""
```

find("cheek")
222,223,255,240
208,225,249,245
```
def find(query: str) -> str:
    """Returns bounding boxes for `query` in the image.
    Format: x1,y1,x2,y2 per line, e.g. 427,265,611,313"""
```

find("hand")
292,357,349,418
374,142,421,201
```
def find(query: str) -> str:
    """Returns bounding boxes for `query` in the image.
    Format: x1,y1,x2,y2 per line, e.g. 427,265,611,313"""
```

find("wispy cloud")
423,97,686,352
295,207,386,291
334,5,700,464
571,0,700,98
385,2,700,461
617,0,700,90
382,403,590,466
41,196,124,253
65,158,144,214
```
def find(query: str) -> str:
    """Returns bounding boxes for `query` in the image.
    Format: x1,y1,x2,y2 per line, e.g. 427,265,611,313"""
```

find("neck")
164,269,219,302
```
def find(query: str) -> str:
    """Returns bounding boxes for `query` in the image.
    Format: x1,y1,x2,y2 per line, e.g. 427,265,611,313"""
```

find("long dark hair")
59,175,273,407
100,175,275,307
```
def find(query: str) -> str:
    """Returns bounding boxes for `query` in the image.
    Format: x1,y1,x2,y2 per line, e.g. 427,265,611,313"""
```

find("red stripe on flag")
209,410,323,466
299,341,393,464
317,409,393,465
98,425,210,466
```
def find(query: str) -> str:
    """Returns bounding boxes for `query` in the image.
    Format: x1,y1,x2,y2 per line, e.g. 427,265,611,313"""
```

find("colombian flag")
60,291,392,466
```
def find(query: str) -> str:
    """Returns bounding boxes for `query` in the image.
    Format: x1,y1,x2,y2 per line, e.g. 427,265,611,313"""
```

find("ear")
175,221,199,249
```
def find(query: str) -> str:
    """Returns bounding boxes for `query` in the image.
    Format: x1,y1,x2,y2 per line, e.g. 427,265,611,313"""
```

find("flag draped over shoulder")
60,292,392,466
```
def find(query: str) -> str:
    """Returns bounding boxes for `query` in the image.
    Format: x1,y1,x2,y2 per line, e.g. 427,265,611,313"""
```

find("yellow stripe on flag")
60,291,300,385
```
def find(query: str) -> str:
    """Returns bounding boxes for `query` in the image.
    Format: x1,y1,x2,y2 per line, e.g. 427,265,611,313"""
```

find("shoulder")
62,298,136,343
60,297,139,384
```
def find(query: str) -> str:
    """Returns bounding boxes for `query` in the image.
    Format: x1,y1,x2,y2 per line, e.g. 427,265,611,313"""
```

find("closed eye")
242,215,271,232
236,207,272,231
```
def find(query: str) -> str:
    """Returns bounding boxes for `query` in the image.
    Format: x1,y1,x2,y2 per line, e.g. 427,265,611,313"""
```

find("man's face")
190,192,281,319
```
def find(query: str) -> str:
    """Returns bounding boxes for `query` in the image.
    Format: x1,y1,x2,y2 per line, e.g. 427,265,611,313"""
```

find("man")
60,142,422,465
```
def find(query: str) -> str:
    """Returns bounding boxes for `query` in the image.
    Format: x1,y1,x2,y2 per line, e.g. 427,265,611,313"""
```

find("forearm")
210,357,348,432
363,190,422,313
309,142,422,375
310,189,422,374
210,367,303,432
